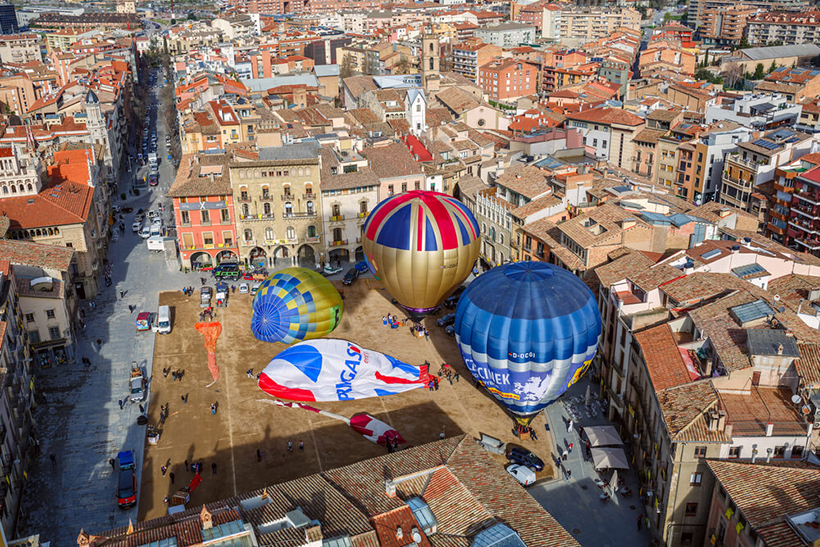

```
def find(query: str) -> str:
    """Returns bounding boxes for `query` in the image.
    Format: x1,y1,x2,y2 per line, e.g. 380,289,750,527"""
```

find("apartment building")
478,58,538,102
0,34,41,64
558,7,640,45
638,41,696,77
318,146,378,264
689,0,809,29
168,152,239,270
777,155,820,254
691,122,753,205
228,142,323,268
451,40,502,84
720,128,812,217
474,23,536,48
755,66,820,103
746,10,820,46
700,3,757,46
515,2,562,41
705,93,802,131
565,108,645,167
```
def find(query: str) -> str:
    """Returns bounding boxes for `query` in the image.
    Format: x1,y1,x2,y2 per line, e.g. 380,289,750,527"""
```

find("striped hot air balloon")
362,190,480,320
251,268,343,344
453,262,602,425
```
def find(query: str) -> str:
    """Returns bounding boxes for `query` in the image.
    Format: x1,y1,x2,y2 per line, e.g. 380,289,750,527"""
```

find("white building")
474,23,537,48
705,93,802,130
405,88,426,136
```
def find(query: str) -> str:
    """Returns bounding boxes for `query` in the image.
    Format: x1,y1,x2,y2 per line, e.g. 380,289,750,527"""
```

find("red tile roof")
1,181,94,229
635,324,691,391
566,107,644,126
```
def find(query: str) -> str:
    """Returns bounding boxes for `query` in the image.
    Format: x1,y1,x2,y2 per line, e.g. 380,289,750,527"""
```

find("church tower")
84,89,106,147
421,34,440,92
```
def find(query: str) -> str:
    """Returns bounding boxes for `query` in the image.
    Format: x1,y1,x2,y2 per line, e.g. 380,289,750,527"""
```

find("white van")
506,464,536,487
157,305,171,334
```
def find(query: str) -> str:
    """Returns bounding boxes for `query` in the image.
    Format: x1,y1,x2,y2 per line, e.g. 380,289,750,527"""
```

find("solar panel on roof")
770,129,795,139
701,248,722,260
471,524,527,547
752,139,779,150
731,263,769,278
730,299,774,325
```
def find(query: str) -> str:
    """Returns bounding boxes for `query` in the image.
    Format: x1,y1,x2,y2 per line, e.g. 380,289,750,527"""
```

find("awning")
585,425,622,447
591,447,630,469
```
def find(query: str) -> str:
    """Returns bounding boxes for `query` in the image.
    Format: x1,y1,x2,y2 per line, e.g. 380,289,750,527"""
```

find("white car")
238,282,249,294
139,225,151,239
132,220,143,232
506,464,536,487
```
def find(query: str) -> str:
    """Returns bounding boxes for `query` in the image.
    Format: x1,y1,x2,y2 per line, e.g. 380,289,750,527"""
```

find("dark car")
444,286,466,308
149,175,158,186
213,263,240,280
506,446,545,472
342,268,359,285
117,450,137,508
437,312,456,327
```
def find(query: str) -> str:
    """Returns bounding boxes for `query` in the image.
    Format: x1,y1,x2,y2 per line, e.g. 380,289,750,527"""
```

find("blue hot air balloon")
453,261,601,425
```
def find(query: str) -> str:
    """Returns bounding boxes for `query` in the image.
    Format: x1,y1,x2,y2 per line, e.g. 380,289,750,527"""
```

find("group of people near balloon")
245,190,602,437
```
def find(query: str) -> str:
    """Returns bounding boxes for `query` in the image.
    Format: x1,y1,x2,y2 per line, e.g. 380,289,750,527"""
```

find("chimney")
766,422,774,437
385,479,396,498
731,244,740,254
396,526,403,540
683,260,694,274
766,447,773,463
777,343,784,355
751,446,758,463
621,218,637,229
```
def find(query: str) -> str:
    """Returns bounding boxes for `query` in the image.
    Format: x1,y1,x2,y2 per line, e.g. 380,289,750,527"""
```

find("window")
773,445,786,459
49,326,61,340
286,226,295,240
284,202,293,216
46,309,55,319
263,202,272,215
25,313,34,322
685,503,698,517
221,208,229,223
689,472,702,486
360,201,368,215
201,210,210,224
694,446,707,458
265,227,274,240
244,229,252,242
792,445,805,459
240,189,248,200
728,446,741,459
181,211,190,225
203,233,214,246
28,330,40,344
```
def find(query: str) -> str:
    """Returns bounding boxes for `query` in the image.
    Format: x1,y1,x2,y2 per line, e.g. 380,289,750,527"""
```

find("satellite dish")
792,394,803,405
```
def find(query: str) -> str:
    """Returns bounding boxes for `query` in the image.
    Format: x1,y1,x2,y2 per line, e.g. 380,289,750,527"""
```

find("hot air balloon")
453,261,601,426
362,190,480,320
258,339,430,402
251,267,343,344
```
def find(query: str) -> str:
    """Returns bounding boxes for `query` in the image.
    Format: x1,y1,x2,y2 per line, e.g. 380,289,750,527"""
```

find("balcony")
331,239,348,246
789,218,820,236
241,239,256,247
795,190,820,206
358,212,368,219
793,203,820,219
796,237,820,250
304,193,316,200
306,236,321,243
238,196,251,203
329,215,345,222
260,194,273,202
281,194,295,201
283,211,317,219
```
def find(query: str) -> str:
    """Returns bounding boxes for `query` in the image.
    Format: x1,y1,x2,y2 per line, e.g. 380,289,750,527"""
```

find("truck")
130,365,145,402
117,450,137,509
146,236,164,252
215,282,228,307
148,152,158,166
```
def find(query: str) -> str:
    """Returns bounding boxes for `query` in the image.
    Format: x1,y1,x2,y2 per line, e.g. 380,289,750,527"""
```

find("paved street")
16,73,188,545
528,375,652,547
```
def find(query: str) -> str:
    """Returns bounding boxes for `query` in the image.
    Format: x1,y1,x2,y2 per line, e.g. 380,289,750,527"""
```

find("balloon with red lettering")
362,190,480,320
257,339,431,402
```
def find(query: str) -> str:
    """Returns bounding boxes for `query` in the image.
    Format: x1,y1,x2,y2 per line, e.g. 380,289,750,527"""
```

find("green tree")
768,60,778,74
736,37,751,50
752,63,765,80
701,50,709,68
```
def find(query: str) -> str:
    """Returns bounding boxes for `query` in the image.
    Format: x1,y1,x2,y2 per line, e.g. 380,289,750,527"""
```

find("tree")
695,68,723,85
701,50,709,68
768,60,778,74
339,53,355,79
752,63,765,80
722,62,744,89
735,37,752,50
393,55,410,75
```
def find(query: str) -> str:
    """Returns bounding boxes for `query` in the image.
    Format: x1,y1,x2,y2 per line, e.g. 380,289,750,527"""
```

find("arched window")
307,225,316,237
26,183,32,192
429,42,434,53
500,234,504,245
54,228,59,235
2,186,7,194
332,204,341,216
11,186,16,193
287,226,295,240
263,202,271,215
265,227,274,240
297,167,303,176
306,201,314,215
261,185,270,199
48,228,53,236
305,183,313,196
429,58,434,70
242,203,249,217
305,167,311,177
283,185,292,198
285,202,293,216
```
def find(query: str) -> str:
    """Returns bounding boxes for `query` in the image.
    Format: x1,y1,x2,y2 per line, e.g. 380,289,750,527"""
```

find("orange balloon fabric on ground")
195,322,223,381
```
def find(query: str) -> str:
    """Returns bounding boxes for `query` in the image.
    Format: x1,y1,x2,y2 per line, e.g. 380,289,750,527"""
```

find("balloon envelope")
453,262,602,423
258,339,430,402
251,268,343,344
362,190,480,318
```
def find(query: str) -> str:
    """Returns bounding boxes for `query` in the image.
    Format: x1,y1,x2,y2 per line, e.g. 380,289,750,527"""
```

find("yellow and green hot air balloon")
251,267,343,344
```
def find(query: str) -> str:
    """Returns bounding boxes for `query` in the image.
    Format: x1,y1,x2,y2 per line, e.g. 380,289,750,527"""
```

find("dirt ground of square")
139,278,556,519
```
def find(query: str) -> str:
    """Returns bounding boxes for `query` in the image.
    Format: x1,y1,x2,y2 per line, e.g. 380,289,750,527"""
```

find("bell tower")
421,33,440,92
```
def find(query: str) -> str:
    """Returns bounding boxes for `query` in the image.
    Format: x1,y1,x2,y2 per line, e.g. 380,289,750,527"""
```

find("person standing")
49,453,56,466
637,515,642,531
567,419,574,433
256,449,262,462
109,458,116,470
161,465,167,477
120,289,124,299
299,440,304,451
118,399,124,410
211,462,217,474
562,448,568,461
287,441,293,452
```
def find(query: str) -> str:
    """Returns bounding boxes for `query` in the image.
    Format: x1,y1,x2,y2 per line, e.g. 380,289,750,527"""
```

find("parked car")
213,263,240,280
436,313,456,327
506,446,545,471
342,268,359,285
139,225,151,239
200,286,213,308
444,286,467,308
149,175,158,186
238,282,250,294
506,464,536,486
132,219,143,232
250,282,262,296
117,451,137,509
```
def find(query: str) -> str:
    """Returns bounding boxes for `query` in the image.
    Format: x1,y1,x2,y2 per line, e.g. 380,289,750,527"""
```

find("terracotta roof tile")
360,143,423,179
566,107,644,126
0,239,74,270
636,324,692,391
